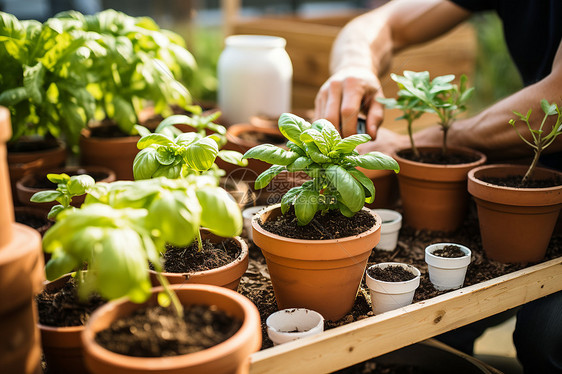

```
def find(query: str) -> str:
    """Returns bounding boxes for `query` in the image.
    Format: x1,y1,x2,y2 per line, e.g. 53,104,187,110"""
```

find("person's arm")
314,0,471,138
415,39,562,161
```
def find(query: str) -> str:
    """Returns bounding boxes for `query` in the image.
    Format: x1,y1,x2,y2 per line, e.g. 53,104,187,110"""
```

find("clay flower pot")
425,243,471,291
251,204,382,321
16,166,116,213
82,284,262,374
365,262,421,315
468,164,562,263
150,230,249,291
0,107,44,373
266,308,324,345
392,146,486,232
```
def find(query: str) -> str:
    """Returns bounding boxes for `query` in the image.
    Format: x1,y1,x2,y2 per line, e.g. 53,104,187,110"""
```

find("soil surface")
15,209,51,231
431,245,465,258
36,276,106,327
237,130,286,145
7,136,60,153
481,174,562,188
95,304,242,357
397,148,480,165
161,238,241,273
259,208,376,240
367,265,417,282
89,121,137,138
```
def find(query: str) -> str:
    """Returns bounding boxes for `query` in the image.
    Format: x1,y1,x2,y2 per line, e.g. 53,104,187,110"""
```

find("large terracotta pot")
80,127,139,181
7,137,66,205
15,165,116,213
38,274,90,374
252,204,382,321
392,146,486,232
150,230,249,291
468,164,562,263
82,284,262,374
0,106,44,374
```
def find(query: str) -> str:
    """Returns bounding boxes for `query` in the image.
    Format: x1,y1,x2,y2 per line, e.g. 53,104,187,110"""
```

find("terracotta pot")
7,137,67,205
82,284,262,374
251,204,382,321
0,107,44,374
360,168,400,209
392,146,486,232
38,274,90,374
80,127,139,180
150,230,249,291
16,166,116,212
468,164,562,263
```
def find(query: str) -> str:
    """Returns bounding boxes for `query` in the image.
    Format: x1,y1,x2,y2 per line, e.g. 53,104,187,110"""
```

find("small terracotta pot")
150,230,249,291
80,127,139,181
361,168,400,209
0,107,44,374
38,274,91,374
252,204,381,321
82,284,262,374
392,146,486,232
468,164,562,263
16,166,116,212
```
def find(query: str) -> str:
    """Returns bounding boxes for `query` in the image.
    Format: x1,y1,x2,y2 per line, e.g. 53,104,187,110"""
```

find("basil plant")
133,110,247,180
243,113,400,225
42,176,242,316
30,173,95,220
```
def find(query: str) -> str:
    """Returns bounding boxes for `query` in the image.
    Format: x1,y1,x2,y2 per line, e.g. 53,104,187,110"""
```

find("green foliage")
509,99,562,184
43,175,243,312
30,172,95,220
243,113,399,225
132,108,247,180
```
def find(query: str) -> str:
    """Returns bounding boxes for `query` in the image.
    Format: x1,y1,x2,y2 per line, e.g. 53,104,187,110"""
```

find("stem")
156,271,184,318
407,119,419,158
522,147,541,185
196,229,203,252
442,126,449,157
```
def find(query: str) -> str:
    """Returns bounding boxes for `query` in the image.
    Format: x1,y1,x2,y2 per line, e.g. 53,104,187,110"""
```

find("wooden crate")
248,256,562,373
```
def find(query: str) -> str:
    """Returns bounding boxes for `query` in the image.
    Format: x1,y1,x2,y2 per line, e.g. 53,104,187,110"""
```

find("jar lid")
225,35,287,49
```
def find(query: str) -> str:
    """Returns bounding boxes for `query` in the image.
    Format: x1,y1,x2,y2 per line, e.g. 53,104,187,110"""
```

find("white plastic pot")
365,262,421,315
242,205,266,241
425,243,471,291
373,209,402,251
266,308,324,345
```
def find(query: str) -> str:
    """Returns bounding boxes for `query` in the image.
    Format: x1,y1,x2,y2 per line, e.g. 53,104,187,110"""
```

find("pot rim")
425,243,472,269
392,146,487,169
365,262,421,294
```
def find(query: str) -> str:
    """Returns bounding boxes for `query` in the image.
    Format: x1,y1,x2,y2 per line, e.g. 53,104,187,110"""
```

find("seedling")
243,113,399,225
509,99,562,184
30,173,95,220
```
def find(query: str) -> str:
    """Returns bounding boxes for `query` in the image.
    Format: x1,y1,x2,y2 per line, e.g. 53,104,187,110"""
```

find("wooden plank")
249,256,562,374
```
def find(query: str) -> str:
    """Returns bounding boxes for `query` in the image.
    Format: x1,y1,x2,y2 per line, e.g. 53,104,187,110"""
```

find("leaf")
67,175,95,195
334,134,371,154
317,119,341,148
155,114,193,133
304,142,331,164
243,144,300,165
324,165,364,213
347,168,375,204
541,99,558,116
345,152,400,173
30,190,63,203
47,173,70,184
196,187,243,237
184,136,219,171
300,128,329,154
137,133,174,150
217,150,248,166
278,113,309,146
133,148,160,180
294,189,319,225
155,147,177,165
47,204,65,220
254,165,286,190
286,156,313,172
280,186,302,214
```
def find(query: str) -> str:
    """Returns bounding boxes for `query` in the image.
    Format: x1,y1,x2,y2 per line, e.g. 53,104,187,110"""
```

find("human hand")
314,67,384,139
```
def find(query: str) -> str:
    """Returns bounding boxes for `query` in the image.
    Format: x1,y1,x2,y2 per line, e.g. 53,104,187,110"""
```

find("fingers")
366,89,385,140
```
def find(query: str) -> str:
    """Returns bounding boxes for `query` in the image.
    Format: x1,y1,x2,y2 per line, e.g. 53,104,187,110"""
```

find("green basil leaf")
324,165,364,213
30,190,63,203
155,147,177,166
317,119,341,148
254,165,286,190
243,144,300,165
47,173,70,184
294,189,319,225
217,150,248,166
278,113,309,146
347,168,375,204
184,136,219,171
152,163,182,179
344,152,400,173
286,140,306,156
133,148,160,180
334,134,371,154
300,128,329,154
280,186,302,214
175,132,202,147
286,156,313,172
137,133,174,150
67,175,95,195
196,187,243,237
304,142,331,164
47,204,66,220
45,252,79,281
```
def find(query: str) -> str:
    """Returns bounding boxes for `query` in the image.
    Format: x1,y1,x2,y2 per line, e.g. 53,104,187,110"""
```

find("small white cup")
373,209,402,251
266,308,324,345
242,205,266,241
365,262,420,315
425,243,471,291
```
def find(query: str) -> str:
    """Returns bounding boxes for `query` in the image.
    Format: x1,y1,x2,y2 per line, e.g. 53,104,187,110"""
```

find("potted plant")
365,262,421,315
424,243,471,291
244,112,400,321
0,107,44,373
468,99,562,263
378,71,486,232
41,175,261,373
50,9,196,180
0,12,96,199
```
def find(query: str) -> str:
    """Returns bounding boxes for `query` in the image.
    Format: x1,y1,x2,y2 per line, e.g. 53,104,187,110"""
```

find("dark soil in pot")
160,238,241,273
432,245,465,258
14,208,51,233
480,174,562,188
367,265,417,282
36,277,106,327
7,135,60,153
237,130,286,145
88,120,134,138
397,149,480,165
258,208,376,240
95,304,242,357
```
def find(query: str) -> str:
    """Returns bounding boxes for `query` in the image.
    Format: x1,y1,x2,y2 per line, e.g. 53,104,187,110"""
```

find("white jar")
218,35,292,125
